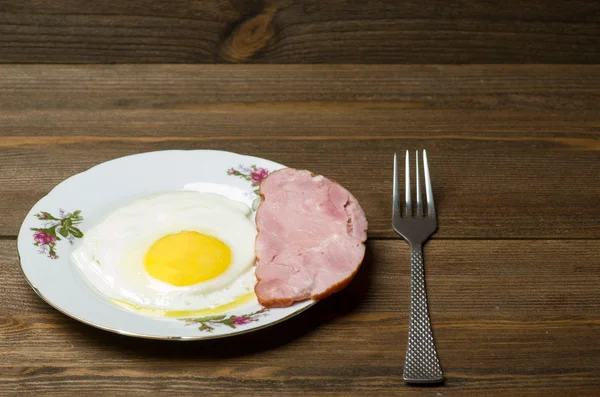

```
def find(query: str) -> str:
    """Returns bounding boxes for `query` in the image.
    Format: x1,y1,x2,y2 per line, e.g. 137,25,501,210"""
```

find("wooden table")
1,2,600,396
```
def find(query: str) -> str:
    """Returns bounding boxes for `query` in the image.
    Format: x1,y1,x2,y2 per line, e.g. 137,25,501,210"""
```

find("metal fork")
393,150,444,384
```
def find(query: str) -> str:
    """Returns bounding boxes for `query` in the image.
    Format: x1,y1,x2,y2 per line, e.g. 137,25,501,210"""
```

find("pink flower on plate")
231,316,254,326
33,231,56,245
250,168,269,184
39,213,48,219
228,168,237,175
49,253,57,260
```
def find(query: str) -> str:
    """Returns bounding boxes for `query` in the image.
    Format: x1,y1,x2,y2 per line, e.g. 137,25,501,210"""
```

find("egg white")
71,191,257,311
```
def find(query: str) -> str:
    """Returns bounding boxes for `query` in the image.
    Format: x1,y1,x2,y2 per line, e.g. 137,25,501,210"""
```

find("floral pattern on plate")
184,308,269,332
227,164,270,210
227,164,269,195
31,209,84,259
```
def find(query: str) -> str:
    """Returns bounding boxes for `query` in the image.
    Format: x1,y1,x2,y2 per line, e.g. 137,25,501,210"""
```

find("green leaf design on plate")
46,225,58,237
183,309,269,333
36,211,58,221
69,227,84,238
187,315,227,323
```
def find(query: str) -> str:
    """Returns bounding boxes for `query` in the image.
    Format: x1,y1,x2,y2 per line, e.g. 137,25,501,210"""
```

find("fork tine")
405,150,412,215
423,149,435,216
416,150,423,216
392,153,401,217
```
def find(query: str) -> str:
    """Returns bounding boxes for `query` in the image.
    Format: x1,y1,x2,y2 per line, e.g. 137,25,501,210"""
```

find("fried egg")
71,191,257,314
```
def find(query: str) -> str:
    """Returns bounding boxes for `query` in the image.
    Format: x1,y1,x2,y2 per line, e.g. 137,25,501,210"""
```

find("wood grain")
1,65,599,239
0,0,599,63
2,239,600,395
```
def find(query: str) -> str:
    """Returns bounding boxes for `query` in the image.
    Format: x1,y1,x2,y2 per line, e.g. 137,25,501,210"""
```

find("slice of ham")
254,168,368,308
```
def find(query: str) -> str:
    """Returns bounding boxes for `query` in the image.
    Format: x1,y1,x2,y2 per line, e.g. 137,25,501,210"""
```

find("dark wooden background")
1,1,600,396
1,0,600,64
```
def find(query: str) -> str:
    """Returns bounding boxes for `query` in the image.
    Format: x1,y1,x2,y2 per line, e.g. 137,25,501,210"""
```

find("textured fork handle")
403,244,444,383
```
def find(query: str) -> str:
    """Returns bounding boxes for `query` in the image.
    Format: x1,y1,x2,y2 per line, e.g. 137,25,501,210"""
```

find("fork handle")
403,244,444,383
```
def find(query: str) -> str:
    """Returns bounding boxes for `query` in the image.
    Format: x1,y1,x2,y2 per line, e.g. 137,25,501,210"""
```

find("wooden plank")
1,65,599,239
2,240,600,395
2,65,600,112
0,1,599,63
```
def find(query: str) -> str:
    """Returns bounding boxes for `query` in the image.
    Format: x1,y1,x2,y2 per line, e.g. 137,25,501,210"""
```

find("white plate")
17,150,315,340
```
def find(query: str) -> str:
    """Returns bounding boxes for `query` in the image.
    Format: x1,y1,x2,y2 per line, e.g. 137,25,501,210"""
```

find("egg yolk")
144,231,231,286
